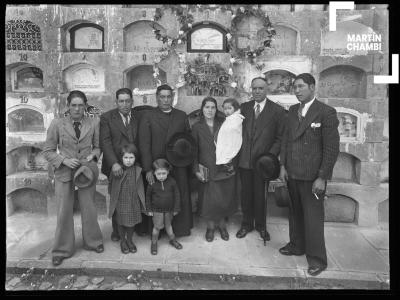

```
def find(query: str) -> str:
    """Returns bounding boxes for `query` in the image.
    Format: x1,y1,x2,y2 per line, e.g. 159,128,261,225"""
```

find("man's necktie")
122,115,130,127
255,104,261,119
73,121,81,139
298,103,305,122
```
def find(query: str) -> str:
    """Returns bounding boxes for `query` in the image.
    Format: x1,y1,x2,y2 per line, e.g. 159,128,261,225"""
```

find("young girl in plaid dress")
109,144,145,254
146,158,183,255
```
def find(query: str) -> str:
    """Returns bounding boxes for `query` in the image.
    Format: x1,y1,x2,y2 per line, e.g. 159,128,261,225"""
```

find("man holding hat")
42,90,103,267
236,77,286,242
139,84,193,237
279,73,339,276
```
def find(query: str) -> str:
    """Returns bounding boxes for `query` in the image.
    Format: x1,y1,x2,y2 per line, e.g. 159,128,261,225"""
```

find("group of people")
42,73,340,277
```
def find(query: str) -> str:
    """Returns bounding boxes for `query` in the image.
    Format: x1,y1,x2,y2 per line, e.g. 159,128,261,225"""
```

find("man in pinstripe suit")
279,73,339,276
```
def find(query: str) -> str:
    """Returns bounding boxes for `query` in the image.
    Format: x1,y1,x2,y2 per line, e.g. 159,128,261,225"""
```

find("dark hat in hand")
274,185,290,207
166,132,196,167
73,161,99,188
255,153,280,181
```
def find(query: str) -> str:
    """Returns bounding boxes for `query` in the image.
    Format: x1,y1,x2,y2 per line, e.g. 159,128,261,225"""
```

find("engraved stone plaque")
64,64,105,92
338,112,358,138
124,21,165,52
318,65,367,98
127,65,167,91
73,26,103,50
264,70,296,95
8,109,45,132
15,66,43,91
261,25,297,55
190,27,224,50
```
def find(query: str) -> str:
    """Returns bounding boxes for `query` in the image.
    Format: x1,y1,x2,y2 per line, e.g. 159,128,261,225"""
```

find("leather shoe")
279,243,304,256
127,240,137,253
218,227,229,241
307,265,326,276
83,244,104,253
236,227,252,239
258,230,270,241
52,256,64,266
120,240,129,254
205,228,215,242
169,239,183,249
111,231,120,242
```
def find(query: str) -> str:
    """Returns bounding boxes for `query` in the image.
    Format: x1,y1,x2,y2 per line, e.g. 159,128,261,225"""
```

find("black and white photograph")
5,3,394,292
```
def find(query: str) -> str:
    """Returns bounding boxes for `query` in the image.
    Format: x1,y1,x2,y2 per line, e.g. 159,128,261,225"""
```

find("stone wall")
6,4,389,226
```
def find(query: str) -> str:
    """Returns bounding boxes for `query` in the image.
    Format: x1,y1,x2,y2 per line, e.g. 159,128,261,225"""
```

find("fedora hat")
73,161,99,188
274,185,290,207
255,153,280,181
166,132,196,167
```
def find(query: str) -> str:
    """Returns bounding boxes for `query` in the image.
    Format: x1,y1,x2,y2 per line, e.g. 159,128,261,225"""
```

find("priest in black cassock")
138,84,193,237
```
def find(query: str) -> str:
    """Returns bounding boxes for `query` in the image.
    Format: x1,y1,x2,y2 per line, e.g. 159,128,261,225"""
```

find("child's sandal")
169,239,183,250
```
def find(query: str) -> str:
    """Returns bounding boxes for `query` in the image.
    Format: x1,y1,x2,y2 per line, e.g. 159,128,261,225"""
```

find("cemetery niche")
124,21,166,53
11,64,44,92
70,23,104,52
6,19,42,51
7,108,45,133
64,63,105,92
318,65,367,98
259,25,298,56
264,69,296,95
187,23,227,52
126,65,167,91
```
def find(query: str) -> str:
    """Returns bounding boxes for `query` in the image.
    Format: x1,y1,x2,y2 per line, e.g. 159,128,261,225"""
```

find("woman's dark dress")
191,119,237,222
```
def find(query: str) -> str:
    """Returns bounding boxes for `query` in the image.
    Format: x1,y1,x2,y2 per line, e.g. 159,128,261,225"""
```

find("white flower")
209,4,216,8
133,88,139,94
228,68,233,75
167,39,172,46
240,7,245,12
231,14,236,19
177,39,182,44
260,73,266,78
231,82,237,88
230,57,236,64
226,33,232,40
188,23,192,28
179,30,184,35
154,57,161,63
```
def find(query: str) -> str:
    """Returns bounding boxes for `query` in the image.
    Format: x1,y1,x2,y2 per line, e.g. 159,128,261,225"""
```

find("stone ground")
6,200,390,291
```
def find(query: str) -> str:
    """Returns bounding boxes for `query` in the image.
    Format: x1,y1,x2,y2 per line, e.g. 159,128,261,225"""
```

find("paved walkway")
6,205,390,289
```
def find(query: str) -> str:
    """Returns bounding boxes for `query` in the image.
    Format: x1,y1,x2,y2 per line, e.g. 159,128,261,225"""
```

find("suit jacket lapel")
294,99,321,140
253,99,274,143
244,101,255,139
63,118,78,140
78,116,91,141
112,110,130,140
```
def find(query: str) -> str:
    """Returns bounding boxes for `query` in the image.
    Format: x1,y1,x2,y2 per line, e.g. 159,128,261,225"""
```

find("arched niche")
187,22,228,52
321,20,380,56
332,152,361,183
7,188,48,215
324,194,357,223
6,20,42,51
260,24,299,55
318,65,367,98
62,21,104,52
6,146,48,175
7,108,45,133
263,69,298,110
9,63,44,92
125,65,167,91
123,21,166,53
63,63,105,92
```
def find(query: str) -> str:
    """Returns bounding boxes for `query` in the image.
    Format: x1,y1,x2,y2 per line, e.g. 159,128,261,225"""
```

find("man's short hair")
293,73,316,87
116,88,133,100
251,77,268,85
67,90,87,105
156,84,173,96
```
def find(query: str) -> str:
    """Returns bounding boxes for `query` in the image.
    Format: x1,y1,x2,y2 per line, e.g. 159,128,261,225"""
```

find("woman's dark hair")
156,84,173,96
293,73,316,87
152,158,172,172
222,98,240,111
67,90,87,105
199,97,224,122
116,88,133,99
121,143,138,157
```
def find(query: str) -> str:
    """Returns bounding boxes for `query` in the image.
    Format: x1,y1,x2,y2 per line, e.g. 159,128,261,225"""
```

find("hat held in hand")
166,132,196,167
73,161,99,188
255,153,280,181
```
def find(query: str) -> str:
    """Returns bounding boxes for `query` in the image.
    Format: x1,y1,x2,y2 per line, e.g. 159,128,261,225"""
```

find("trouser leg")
254,174,268,231
239,168,254,230
165,214,175,241
287,179,305,252
78,184,103,248
112,212,119,236
52,180,75,258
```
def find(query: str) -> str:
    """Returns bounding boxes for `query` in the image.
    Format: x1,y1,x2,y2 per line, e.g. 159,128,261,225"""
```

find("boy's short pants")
152,212,173,230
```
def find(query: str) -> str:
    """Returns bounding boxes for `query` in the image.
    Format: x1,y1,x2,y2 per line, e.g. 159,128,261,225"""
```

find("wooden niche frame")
70,23,105,52
187,22,228,53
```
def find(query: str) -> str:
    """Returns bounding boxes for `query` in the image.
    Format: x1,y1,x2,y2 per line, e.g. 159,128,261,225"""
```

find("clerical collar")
160,108,172,114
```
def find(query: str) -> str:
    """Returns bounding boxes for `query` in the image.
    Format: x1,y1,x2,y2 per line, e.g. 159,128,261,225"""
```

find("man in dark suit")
100,88,150,241
279,73,340,276
236,77,286,241
139,84,193,237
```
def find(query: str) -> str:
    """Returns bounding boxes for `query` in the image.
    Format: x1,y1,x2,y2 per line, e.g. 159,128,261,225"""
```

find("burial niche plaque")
8,108,45,132
188,24,226,52
71,24,104,51
261,25,297,55
127,65,167,91
264,70,296,95
318,65,367,98
124,21,165,53
64,64,105,92
12,65,44,92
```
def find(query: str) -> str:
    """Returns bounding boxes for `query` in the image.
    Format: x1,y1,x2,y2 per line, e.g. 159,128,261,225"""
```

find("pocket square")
311,122,321,128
